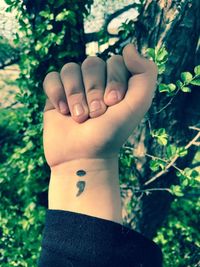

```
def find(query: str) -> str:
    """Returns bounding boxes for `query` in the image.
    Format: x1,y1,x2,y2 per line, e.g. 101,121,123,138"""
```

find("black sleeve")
38,209,163,267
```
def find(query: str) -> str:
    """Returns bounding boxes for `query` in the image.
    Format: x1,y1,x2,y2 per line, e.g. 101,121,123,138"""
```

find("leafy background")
0,0,199,266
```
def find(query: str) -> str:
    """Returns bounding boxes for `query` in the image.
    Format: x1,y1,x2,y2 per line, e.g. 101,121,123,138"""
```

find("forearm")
39,161,163,267
48,157,123,224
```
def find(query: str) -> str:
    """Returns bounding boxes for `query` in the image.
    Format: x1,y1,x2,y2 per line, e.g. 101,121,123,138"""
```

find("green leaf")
166,144,177,159
194,65,200,76
149,160,160,172
170,185,184,197
13,33,20,45
157,136,168,146
5,6,12,12
149,159,165,172
55,10,75,22
177,147,188,157
47,24,53,30
156,46,168,61
176,80,183,89
182,179,189,187
158,64,166,74
4,0,13,5
156,128,166,135
47,65,57,73
146,48,155,60
39,11,50,18
190,79,200,86
158,83,169,93
190,170,199,179
56,11,68,21
181,72,193,83
168,83,176,92
181,86,191,93
176,170,185,178
35,42,42,51
152,128,168,146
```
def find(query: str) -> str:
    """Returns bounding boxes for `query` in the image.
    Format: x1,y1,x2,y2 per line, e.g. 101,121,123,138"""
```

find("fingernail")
59,101,68,114
90,100,101,112
73,103,84,116
107,90,119,102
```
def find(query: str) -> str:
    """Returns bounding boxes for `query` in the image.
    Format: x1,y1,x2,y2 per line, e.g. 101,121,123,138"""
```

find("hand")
43,49,130,123
43,44,158,168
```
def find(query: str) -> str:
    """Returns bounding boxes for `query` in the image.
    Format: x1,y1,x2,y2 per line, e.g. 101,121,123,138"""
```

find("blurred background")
0,0,200,266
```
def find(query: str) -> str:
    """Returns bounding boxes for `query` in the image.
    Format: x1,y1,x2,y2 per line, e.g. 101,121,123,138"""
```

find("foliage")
1,1,199,267
0,38,18,68
1,0,93,266
118,27,200,266
119,142,200,267
154,195,200,267
123,45,199,266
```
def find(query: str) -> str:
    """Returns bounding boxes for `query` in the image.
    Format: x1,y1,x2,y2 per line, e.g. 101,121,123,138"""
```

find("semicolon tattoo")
76,170,86,197
76,181,86,197
76,170,86,176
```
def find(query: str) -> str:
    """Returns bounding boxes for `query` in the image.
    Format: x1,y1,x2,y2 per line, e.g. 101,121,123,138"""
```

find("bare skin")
43,43,158,224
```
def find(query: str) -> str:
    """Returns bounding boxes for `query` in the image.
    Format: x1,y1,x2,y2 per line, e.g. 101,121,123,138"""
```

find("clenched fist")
43,44,158,168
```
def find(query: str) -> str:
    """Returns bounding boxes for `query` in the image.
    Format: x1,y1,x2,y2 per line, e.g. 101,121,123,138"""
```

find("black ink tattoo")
76,170,86,176
75,170,86,196
76,181,86,197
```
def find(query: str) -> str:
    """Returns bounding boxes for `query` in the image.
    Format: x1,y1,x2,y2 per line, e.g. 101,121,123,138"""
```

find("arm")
43,44,157,224
38,43,162,267
49,158,122,224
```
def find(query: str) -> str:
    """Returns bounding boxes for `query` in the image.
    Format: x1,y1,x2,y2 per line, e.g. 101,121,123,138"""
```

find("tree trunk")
129,0,200,238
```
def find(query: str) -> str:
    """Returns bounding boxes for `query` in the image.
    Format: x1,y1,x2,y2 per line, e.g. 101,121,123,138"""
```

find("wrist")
48,157,123,224
50,157,118,176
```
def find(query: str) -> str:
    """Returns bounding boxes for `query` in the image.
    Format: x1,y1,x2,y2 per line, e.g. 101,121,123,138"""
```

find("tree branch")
121,186,171,194
104,3,138,32
189,125,200,132
144,130,200,186
84,3,138,43
145,153,183,173
190,162,200,169
84,32,118,43
0,56,20,69
4,101,19,109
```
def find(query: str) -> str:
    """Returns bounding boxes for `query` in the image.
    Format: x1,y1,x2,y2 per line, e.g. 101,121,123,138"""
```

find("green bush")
155,196,200,267
1,1,199,266
1,0,92,265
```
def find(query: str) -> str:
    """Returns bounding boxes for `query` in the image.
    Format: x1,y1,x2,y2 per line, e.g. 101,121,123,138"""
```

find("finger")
44,98,54,112
104,55,130,106
81,56,107,118
60,62,89,123
122,43,158,115
43,71,69,114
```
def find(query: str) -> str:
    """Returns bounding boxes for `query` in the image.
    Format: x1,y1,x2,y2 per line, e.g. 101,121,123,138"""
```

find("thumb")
122,43,158,115
122,43,155,74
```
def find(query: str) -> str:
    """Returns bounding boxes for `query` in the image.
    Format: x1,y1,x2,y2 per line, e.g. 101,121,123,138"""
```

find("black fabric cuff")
38,209,163,267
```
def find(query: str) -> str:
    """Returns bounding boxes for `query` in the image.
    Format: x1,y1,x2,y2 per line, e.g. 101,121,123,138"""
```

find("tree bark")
130,0,200,238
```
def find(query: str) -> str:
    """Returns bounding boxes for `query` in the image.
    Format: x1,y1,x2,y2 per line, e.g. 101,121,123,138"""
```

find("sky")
0,0,7,8
0,0,138,42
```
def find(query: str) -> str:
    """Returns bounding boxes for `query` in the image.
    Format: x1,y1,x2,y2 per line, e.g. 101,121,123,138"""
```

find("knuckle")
60,62,79,76
106,80,126,91
43,71,57,88
47,86,63,98
107,55,123,65
82,56,105,69
87,88,103,98
67,86,83,96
